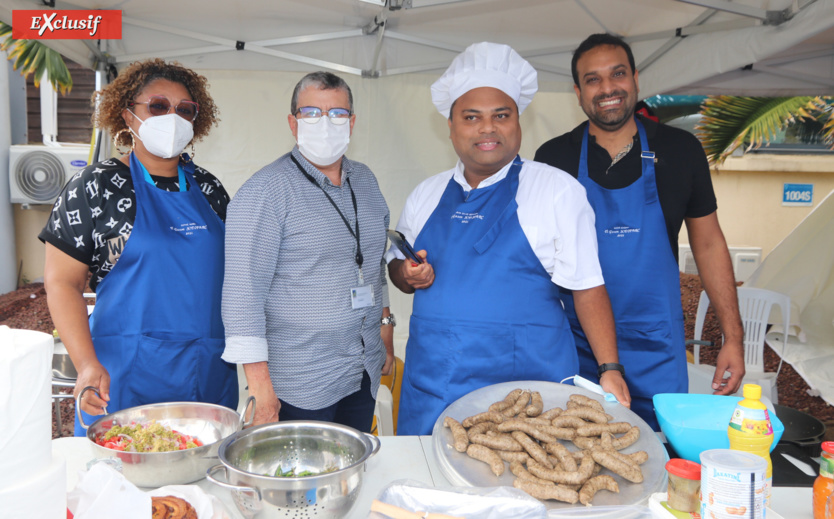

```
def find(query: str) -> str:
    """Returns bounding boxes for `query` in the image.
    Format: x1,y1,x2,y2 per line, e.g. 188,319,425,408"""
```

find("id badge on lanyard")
351,277,374,309
292,155,372,310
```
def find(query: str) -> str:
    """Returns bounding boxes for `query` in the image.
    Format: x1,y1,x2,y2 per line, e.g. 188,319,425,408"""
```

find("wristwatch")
597,362,625,378
380,314,396,327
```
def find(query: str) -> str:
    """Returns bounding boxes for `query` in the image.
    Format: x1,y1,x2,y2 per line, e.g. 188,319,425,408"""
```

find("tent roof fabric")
1,0,833,97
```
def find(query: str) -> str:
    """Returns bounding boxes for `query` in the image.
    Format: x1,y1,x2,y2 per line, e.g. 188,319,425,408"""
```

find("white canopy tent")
0,0,833,97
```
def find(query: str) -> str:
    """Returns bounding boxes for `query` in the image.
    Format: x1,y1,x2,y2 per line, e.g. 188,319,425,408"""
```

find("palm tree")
695,95,834,165
0,21,72,94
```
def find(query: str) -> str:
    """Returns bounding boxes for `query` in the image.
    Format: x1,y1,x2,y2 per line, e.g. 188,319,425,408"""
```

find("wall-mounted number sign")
782,183,813,207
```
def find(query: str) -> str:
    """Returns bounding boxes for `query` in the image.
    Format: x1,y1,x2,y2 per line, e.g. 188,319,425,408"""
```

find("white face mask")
129,112,194,159
296,117,350,167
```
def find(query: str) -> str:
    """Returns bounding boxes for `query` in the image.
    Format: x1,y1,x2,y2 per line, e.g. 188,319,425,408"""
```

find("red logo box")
12,10,121,40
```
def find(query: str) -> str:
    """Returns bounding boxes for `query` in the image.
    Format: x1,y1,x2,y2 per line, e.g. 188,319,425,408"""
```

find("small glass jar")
666,458,702,512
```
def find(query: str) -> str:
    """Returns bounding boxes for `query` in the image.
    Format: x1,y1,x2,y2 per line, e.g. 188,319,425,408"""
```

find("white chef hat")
431,42,538,118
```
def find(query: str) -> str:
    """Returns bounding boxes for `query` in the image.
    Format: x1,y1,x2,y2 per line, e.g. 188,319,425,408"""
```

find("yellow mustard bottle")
728,383,774,508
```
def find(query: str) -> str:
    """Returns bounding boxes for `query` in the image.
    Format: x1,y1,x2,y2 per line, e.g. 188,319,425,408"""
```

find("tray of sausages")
430,380,668,510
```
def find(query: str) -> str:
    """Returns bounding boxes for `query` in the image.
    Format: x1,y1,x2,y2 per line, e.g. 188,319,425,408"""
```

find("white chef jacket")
385,158,605,291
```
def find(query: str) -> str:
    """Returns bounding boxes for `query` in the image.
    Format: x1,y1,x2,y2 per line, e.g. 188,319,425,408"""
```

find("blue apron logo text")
604,225,640,238
451,211,484,224
170,223,208,236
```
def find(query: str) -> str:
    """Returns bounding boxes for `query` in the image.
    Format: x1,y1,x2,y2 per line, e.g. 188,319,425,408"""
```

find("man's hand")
388,251,435,293
381,310,395,376
382,351,394,376
401,250,434,289
74,362,110,416
712,338,745,395
243,362,281,426
250,388,280,426
599,370,631,408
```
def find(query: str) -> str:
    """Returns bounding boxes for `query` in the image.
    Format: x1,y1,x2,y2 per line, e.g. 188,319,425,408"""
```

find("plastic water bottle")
728,383,774,508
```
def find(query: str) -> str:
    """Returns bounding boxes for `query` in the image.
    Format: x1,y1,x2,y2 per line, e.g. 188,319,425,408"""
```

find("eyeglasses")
295,106,352,125
128,95,200,122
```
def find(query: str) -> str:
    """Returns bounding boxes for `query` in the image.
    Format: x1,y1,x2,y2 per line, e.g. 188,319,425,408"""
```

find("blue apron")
75,153,238,436
561,118,687,430
397,158,577,435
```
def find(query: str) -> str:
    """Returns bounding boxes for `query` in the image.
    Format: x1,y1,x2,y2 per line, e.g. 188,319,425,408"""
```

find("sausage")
590,449,644,483
579,475,619,505
469,433,523,452
562,406,609,424
611,426,640,450
568,394,605,413
539,407,563,420
466,444,504,477
551,416,588,429
576,422,633,437
513,479,579,504
502,390,531,417
461,411,505,428
572,436,599,450
497,419,558,443
467,421,497,437
544,441,578,472
510,461,554,485
525,391,544,416
443,416,469,453
510,431,553,469
495,450,531,464
526,454,595,485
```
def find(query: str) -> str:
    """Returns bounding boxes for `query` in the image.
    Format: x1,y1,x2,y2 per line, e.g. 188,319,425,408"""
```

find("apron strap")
635,118,659,204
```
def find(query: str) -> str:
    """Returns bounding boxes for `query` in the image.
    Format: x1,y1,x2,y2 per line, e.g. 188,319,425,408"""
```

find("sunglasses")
128,95,200,122
295,106,352,125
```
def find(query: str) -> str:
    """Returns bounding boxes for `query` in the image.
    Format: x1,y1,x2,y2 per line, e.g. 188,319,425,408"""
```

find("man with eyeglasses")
386,42,630,436
222,71,394,432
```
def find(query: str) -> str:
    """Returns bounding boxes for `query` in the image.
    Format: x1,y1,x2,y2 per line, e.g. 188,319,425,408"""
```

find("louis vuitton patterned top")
38,157,230,290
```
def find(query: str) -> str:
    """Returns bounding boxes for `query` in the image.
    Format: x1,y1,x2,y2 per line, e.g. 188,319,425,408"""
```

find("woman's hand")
74,362,111,416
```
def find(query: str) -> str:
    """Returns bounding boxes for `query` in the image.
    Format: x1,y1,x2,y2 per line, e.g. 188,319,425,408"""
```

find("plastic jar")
700,449,767,519
665,458,701,512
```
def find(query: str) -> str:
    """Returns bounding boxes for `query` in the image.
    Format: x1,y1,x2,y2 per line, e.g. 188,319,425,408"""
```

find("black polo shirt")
534,115,717,262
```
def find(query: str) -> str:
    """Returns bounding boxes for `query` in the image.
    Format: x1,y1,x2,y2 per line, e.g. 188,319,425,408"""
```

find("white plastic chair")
373,384,395,436
688,287,790,403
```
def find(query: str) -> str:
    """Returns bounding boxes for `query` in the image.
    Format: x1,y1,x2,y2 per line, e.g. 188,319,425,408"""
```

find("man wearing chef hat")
386,42,630,435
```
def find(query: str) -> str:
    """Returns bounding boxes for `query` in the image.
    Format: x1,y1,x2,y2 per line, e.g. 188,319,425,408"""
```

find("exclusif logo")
12,10,121,40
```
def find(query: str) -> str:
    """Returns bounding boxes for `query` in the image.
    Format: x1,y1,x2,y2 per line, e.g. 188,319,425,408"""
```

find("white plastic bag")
370,479,548,519
67,463,150,519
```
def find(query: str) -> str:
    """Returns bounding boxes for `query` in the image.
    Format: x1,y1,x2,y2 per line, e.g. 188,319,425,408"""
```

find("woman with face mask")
40,58,238,435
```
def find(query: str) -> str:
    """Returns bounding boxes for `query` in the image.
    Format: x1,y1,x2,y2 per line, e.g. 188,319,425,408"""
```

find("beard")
584,90,636,132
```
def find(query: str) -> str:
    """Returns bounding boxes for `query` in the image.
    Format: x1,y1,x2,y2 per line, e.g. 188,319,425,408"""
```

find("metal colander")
207,420,380,519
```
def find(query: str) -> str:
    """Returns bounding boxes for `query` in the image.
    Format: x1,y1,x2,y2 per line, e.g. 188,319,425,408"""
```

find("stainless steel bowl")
207,421,381,519
52,339,78,380
78,387,254,487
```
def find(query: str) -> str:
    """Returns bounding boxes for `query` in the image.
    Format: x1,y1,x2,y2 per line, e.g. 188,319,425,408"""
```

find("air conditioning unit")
678,244,762,282
9,144,91,204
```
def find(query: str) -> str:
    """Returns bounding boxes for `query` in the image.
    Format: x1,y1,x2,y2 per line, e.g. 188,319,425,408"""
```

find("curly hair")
92,58,219,149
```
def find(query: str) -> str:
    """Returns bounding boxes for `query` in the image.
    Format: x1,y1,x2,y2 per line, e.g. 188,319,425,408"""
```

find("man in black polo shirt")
535,33,745,429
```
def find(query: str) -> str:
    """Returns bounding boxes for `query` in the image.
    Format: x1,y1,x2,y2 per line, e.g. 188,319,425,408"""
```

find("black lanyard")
291,155,363,270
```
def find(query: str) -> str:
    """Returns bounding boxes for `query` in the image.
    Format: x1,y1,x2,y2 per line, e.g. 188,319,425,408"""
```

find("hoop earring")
112,128,134,155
